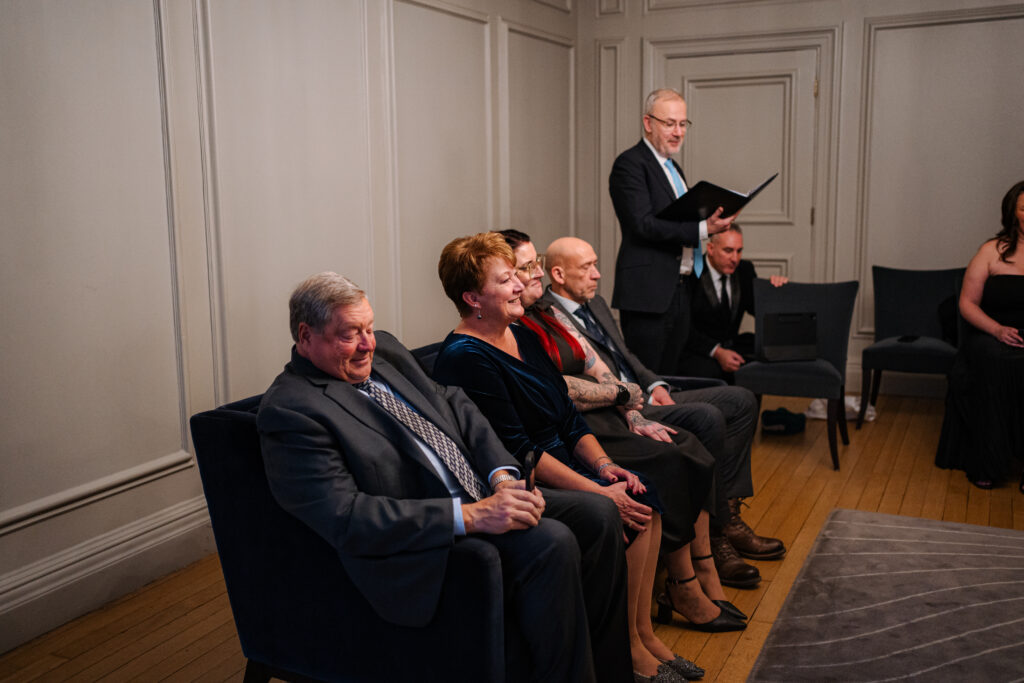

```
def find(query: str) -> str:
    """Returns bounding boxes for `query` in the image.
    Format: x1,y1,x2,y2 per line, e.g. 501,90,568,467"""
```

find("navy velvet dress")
936,275,1024,483
434,325,662,523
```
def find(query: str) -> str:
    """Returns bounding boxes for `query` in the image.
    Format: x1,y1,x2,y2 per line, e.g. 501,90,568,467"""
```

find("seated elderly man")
540,237,786,587
257,272,631,683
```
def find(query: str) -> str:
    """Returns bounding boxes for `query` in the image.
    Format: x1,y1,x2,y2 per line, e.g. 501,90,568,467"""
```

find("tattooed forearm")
564,376,618,411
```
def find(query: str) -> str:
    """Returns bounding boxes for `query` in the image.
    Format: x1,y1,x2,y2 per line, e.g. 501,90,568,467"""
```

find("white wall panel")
508,27,574,248
0,0,182,508
860,10,1024,330
393,1,492,347
205,0,373,399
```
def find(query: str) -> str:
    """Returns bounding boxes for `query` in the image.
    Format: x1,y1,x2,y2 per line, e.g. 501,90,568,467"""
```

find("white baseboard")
0,496,216,654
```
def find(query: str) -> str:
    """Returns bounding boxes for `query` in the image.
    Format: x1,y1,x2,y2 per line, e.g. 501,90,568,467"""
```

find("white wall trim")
194,0,229,405
0,451,195,537
0,496,209,614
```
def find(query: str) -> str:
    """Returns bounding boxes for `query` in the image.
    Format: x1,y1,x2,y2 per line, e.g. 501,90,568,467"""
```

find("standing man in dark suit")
609,88,738,376
681,225,788,382
258,272,631,683
541,238,785,588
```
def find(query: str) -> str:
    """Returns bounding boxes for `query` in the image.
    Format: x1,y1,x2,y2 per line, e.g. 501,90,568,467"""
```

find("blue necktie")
665,159,704,278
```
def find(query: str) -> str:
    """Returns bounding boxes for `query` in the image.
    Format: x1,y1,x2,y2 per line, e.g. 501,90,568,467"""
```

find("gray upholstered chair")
734,279,859,470
857,266,963,428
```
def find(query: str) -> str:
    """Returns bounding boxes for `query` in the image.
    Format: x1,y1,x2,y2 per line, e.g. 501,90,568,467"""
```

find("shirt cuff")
646,380,669,394
452,499,466,536
699,220,709,241
709,343,721,358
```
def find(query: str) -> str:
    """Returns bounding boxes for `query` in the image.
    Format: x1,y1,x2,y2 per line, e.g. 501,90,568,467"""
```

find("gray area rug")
749,509,1024,681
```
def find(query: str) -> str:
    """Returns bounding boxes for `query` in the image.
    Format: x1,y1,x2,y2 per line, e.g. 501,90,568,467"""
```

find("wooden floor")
3,395,1022,682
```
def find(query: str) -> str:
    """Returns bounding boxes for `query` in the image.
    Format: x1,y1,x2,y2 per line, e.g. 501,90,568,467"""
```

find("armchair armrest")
660,375,728,391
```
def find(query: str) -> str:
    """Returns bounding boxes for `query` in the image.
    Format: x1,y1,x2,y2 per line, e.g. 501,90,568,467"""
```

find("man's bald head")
546,236,600,304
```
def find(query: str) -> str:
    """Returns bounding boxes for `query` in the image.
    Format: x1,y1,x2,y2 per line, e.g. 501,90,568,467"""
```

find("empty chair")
734,280,859,470
190,395,517,682
857,266,963,428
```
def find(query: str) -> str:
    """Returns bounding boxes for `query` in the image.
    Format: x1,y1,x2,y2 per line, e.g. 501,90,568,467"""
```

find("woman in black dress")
937,180,1024,490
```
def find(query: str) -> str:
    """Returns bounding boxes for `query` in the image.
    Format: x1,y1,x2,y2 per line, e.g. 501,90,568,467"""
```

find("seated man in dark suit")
540,238,785,589
681,225,788,382
257,272,631,683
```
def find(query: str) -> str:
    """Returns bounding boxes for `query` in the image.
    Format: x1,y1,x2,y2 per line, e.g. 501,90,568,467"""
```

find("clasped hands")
596,464,652,533
463,480,545,534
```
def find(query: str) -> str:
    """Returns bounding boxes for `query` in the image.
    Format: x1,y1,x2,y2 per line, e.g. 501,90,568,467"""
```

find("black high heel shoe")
654,576,746,632
691,553,748,620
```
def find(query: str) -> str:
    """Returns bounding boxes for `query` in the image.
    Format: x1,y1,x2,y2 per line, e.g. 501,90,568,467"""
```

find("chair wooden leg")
242,661,272,683
869,369,883,407
857,368,871,429
837,385,850,446
826,398,840,470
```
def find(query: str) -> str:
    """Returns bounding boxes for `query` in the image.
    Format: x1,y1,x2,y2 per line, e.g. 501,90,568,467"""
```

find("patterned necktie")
355,379,486,501
665,159,704,278
576,305,637,384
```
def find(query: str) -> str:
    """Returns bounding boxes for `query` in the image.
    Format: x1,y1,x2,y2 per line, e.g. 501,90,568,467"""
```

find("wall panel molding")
646,0,809,10
596,38,624,302
597,0,624,16
749,255,793,278
0,496,213,653
533,0,572,13
683,73,797,226
0,452,194,537
365,0,403,336
194,0,229,404
853,4,1024,335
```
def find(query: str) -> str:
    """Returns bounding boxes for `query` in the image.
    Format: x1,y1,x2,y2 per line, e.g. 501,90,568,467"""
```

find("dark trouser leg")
620,276,693,376
669,385,757,500
540,488,631,683
485,518,593,683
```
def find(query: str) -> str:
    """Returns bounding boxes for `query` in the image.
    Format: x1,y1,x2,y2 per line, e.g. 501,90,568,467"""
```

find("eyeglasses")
646,113,692,131
516,255,545,275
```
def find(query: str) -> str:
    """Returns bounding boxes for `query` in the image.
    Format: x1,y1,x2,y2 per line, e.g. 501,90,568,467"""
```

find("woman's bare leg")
626,516,666,676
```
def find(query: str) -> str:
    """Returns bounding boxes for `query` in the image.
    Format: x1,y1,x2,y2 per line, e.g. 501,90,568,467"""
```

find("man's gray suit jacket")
257,331,517,628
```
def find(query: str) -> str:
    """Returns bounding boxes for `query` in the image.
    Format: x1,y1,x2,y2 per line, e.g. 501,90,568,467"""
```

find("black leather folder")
656,172,778,222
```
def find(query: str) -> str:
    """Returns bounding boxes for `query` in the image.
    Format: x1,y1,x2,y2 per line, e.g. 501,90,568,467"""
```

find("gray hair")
643,88,684,115
289,271,366,341
708,223,743,243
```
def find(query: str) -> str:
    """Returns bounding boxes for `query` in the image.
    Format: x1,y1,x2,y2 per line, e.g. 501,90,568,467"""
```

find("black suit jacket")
609,139,702,314
687,260,757,357
538,289,662,391
257,332,518,628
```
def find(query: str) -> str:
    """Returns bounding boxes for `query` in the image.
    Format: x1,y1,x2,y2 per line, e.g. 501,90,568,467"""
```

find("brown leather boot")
724,498,786,560
709,533,760,588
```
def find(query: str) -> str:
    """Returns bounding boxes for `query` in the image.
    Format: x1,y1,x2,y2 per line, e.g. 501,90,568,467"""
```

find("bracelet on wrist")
596,461,615,474
491,473,517,489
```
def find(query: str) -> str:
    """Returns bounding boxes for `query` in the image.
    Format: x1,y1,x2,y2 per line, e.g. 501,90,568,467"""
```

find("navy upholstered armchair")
857,266,963,428
190,395,521,682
